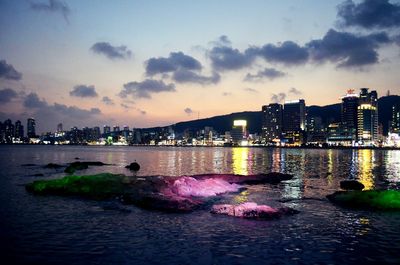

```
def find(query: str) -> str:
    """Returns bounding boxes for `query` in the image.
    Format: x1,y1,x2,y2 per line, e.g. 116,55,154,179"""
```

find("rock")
44,163,64,169
125,162,140,171
25,173,296,213
64,162,88,174
169,176,242,197
340,180,365,191
21,163,37,167
26,173,129,200
192,172,293,185
64,161,107,174
211,202,299,219
327,190,400,210
74,157,80,160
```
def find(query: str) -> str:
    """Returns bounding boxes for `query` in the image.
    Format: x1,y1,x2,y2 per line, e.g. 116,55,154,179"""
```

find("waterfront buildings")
357,88,378,146
27,118,36,138
282,99,306,145
341,90,359,142
261,103,283,143
231,120,248,145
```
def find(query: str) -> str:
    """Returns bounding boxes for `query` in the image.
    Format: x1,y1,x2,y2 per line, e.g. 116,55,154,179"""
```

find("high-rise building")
341,90,359,141
4,119,14,143
103,125,111,135
262,103,283,143
391,103,400,134
231,120,247,145
93,127,101,140
57,123,63,132
113,125,120,132
15,120,24,139
357,88,378,145
27,118,36,138
282,99,306,145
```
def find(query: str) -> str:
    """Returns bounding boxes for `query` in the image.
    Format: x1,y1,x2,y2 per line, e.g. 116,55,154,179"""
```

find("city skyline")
1,0,400,133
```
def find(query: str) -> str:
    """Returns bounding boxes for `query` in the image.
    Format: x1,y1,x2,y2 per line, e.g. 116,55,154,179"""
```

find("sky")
0,0,400,133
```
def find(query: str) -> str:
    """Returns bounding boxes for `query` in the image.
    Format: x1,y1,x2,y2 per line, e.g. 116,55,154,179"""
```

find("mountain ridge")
141,95,400,135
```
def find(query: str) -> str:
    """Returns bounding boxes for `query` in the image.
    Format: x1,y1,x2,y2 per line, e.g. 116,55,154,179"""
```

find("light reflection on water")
1,146,400,264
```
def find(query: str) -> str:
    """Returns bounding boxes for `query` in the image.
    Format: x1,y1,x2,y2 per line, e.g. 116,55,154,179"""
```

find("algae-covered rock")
26,173,128,200
327,190,400,210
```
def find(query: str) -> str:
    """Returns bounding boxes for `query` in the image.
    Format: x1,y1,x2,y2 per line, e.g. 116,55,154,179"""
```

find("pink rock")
170,176,242,197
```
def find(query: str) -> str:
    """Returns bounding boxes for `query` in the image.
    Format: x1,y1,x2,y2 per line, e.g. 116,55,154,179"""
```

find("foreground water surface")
1,145,400,264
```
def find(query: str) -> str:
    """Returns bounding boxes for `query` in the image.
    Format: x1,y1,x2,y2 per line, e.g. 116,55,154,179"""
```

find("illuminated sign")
233,120,247,126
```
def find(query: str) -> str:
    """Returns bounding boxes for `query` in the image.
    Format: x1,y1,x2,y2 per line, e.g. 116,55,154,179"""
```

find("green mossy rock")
327,190,400,210
26,173,128,200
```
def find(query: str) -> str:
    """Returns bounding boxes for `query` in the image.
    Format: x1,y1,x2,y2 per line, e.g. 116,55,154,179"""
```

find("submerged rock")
340,180,365,191
211,202,299,219
327,190,400,210
64,161,107,174
192,172,294,185
21,163,37,167
44,163,64,169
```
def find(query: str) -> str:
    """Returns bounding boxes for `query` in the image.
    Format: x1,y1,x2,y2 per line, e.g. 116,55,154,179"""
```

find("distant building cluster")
261,88,399,147
1,88,399,147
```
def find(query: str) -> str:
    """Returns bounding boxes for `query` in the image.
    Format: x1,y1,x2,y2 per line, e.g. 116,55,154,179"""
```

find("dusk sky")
1,0,400,133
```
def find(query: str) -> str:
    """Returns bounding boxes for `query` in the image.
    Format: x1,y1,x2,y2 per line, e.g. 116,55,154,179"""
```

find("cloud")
23,92,101,118
210,35,232,47
70,85,98,98
184,107,193,115
249,41,309,65
208,46,255,71
0,60,22,80
270,93,286,103
172,69,220,85
244,88,258,93
30,0,70,23
23,93,47,108
222,92,232,96
289,87,302,95
244,68,286,81
0,88,18,103
119,79,176,99
91,42,132,60
337,0,400,29
307,29,390,67
120,103,130,109
146,52,202,76
102,96,114,105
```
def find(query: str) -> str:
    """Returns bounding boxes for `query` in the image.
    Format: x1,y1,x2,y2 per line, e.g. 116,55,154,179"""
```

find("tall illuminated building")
282,99,306,145
231,120,247,145
391,103,400,134
357,88,378,145
27,118,36,138
261,103,283,143
341,89,359,141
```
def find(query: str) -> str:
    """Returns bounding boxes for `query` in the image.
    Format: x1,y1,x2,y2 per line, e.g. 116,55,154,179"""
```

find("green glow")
26,173,128,200
328,190,400,210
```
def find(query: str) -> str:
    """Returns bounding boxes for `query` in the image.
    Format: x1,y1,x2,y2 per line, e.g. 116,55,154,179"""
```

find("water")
1,145,400,264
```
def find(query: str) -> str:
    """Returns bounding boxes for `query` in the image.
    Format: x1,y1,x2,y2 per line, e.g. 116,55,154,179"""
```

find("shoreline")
1,143,400,150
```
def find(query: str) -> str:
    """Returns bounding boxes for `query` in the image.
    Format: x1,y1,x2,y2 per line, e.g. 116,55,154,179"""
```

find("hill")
142,95,399,135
